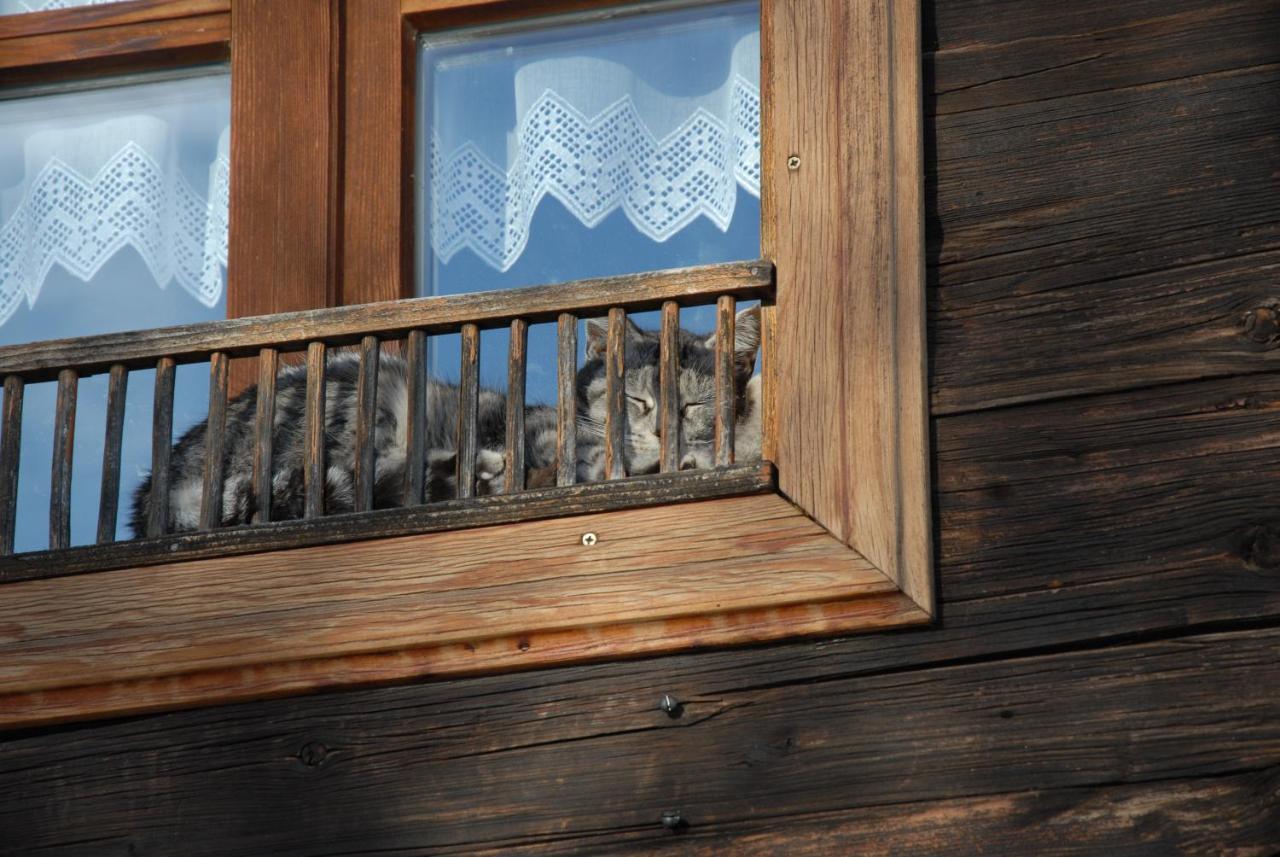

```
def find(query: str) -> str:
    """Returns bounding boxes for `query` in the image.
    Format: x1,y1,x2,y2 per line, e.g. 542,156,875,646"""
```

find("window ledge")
0,472,929,730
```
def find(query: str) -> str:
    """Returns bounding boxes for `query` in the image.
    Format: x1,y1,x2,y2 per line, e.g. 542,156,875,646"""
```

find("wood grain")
227,0,337,322
456,324,480,499
0,0,226,39
198,353,229,531
339,0,414,305
604,308,627,480
145,357,175,538
0,464,775,583
505,319,528,493
303,342,326,519
0,376,23,556
765,0,931,611
1,625,1274,850
0,10,228,83
0,261,773,384
0,493,895,726
403,330,428,505
659,301,680,473
713,295,735,466
250,347,277,525
556,313,577,487
95,365,128,544
47,370,76,551
353,336,381,512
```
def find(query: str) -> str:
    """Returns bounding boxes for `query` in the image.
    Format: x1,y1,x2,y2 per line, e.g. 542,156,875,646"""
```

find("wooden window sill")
0,466,928,730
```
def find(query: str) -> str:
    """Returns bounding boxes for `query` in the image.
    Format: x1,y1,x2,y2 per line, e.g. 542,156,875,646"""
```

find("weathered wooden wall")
3,0,1279,852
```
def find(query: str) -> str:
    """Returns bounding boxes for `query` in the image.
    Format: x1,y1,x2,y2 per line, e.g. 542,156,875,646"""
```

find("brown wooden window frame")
0,0,931,729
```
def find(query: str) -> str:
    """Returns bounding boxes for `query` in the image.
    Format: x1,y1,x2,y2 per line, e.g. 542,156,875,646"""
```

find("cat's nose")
679,454,699,471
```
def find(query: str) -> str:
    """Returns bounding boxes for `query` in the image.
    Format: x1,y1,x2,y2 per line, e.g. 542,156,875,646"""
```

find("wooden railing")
0,261,775,582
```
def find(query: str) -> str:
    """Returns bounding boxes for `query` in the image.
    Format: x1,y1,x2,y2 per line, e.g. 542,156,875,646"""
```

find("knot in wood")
298,740,329,767
1240,525,1280,572
1241,304,1280,348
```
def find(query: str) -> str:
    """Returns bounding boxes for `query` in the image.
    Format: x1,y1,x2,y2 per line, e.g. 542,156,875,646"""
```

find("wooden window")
0,0,931,729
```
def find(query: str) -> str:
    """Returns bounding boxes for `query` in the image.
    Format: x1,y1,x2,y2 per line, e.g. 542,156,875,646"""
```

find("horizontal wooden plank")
0,11,229,79
930,61,1280,413
0,464,775,582
0,492,893,714
927,0,1280,115
490,769,1280,855
1,624,1275,853
0,0,227,41
0,261,772,383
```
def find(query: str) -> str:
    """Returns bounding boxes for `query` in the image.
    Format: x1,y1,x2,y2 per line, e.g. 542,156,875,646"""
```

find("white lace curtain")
0,76,230,328
423,3,760,273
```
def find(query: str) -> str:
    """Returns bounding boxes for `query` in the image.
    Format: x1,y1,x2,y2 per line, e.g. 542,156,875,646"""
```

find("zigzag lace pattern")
0,141,229,326
429,75,760,272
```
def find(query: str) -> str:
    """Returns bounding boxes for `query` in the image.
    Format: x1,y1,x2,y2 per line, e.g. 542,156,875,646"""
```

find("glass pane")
0,70,230,551
418,0,760,396
0,0,127,15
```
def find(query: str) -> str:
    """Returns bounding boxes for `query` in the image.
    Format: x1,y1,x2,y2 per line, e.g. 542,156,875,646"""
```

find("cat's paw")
475,449,507,495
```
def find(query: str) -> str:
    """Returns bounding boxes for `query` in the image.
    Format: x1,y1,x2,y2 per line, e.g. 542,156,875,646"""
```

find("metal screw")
658,693,683,718
661,810,685,831
581,532,598,546
786,154,801,171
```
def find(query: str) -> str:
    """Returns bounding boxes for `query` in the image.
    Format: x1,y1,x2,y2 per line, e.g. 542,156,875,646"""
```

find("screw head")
786,154,801,171
661,810,685,831
658,693,683,718
581,532,598,547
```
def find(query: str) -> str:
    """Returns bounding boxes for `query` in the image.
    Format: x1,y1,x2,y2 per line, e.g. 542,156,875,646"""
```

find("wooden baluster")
354,335,380,512
0,375,24,555
556,313,577,487
251,347,278,524
403,330,427,506
199,353,229,531
505,319,528,493
147,357,176,538
49,369,78,550
659,301,680,473
96,364,128,544
456,324,480,499
760,300,777,463
604,307,627,480
714,295,736,467
303,342,326,518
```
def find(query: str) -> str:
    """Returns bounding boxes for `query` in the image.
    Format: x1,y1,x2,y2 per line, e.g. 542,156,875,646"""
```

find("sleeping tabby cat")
129,306,761,537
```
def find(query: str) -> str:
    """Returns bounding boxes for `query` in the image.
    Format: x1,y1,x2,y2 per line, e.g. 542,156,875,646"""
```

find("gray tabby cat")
129,306,761,537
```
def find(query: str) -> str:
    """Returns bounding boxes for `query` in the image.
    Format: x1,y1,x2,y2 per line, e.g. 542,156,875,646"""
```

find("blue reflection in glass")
418,1,760,404
0,71,229,552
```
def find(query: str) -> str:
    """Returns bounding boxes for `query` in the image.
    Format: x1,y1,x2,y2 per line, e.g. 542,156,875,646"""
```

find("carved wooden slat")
303,342,326,519
49,370,78,550
0,376,23,556
604,308,627,481
456,324,479,500
198,353,229,531
251,347,277,525
96,365,128,544
556,313,577,488
714,295,736,467
146,357,176,538
659,300,680,473
505,319,528,493
403,330,428,506
354,335,380,512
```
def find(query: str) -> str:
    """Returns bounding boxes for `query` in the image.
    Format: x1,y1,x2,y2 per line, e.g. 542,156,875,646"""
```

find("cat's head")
577,305,761,476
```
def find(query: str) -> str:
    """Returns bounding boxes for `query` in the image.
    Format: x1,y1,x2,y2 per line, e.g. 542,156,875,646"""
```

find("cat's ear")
585,315,645,359
705,304,761,377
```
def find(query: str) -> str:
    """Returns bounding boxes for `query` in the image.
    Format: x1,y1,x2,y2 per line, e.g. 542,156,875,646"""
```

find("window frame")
0,0,931,729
